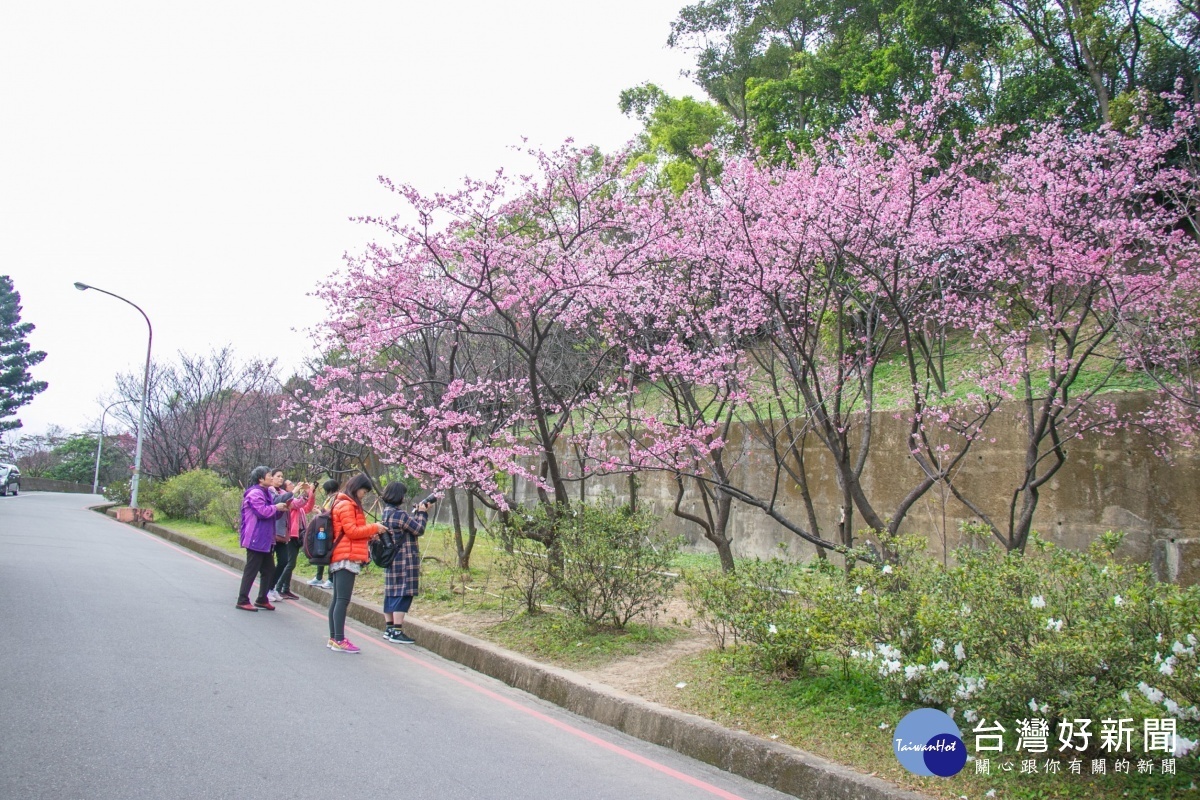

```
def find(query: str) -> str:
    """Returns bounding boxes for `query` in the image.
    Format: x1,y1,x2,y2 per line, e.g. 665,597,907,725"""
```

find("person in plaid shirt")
380,481,430,644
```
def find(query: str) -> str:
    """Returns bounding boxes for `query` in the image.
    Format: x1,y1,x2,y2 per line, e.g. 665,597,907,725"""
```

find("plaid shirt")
382,506,427,598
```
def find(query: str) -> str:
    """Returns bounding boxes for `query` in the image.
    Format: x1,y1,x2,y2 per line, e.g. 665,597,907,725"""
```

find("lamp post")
91,400,128,494
74,282,152,509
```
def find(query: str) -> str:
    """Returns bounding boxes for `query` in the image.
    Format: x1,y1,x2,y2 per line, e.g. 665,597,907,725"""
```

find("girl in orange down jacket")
326,473,386,653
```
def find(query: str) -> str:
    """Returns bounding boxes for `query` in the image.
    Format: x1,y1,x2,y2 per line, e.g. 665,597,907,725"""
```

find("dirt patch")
575,626,714,701
415,591,718,702
421,607,507,637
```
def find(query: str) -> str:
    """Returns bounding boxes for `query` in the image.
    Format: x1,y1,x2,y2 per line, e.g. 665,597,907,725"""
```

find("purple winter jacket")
240,484,280,553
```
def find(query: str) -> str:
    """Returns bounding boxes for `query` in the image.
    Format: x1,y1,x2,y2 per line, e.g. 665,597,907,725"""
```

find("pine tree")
0,276,48,434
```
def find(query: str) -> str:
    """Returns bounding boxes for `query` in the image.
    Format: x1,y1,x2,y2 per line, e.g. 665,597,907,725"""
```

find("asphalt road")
0,492,797,800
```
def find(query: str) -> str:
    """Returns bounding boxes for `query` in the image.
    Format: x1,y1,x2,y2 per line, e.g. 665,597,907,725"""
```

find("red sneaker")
281,591,301,600
253,600,276,610
236,602,258,612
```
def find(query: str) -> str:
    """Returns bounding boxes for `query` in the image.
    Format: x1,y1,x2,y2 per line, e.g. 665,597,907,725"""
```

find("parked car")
0,464,19,496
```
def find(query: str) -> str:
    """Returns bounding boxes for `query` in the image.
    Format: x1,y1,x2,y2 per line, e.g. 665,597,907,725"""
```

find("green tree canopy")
633,0,1200,165
619,83,735,192
0,276,47,434
45,433,131,486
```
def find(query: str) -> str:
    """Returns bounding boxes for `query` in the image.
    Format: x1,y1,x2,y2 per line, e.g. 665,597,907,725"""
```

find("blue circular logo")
893,709,967,777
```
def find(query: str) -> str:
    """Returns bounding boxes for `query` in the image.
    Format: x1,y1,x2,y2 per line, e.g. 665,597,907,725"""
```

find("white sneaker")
307,578,321,586
267,589,283,602
319,580,333,590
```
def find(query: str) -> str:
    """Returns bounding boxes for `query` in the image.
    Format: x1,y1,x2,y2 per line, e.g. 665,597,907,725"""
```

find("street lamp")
74,282,152,509
91,400,129,494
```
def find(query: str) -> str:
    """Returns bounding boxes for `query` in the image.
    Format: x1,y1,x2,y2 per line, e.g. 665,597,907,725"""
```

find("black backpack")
368,528,398,568
303,500,345,566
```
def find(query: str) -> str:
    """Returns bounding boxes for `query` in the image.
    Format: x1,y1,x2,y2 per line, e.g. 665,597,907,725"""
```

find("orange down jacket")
331,493,379,564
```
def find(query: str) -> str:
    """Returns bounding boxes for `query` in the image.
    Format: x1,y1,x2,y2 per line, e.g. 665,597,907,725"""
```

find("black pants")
327,568,357,641
239,549,276,605
274,539,301,592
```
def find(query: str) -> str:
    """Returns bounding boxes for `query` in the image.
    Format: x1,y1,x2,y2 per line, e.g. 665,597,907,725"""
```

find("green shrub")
154,469,229,521
686,527,1200,752
685,558,846,674
204,487,243,532
550,504,679,629
1133,584,1200,745
503,503,679,630
845,531,1196,747
683,567,743,649
102,479,131,506
496,536,555,616
136,479,163,510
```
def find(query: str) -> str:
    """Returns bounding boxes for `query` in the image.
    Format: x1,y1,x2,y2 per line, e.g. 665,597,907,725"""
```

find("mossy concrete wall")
501,393,1199,582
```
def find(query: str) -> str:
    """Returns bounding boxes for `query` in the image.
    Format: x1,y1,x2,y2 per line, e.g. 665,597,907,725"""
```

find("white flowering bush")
851,531,1170,732
1136,585,1200,752
684,558,842,674
688,526,1200,752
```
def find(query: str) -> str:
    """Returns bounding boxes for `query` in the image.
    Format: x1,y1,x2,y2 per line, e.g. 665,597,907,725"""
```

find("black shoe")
384,628,415,644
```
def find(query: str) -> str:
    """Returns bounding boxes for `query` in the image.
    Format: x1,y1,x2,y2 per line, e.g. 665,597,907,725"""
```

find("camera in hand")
417,493,439,508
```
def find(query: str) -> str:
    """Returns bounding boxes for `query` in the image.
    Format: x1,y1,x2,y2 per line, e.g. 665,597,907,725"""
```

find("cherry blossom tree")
296,145,693,549
615,88,1200,558
1120,103,1200,417
950,107,1200,551
584,216,751,571
601,80,1003,561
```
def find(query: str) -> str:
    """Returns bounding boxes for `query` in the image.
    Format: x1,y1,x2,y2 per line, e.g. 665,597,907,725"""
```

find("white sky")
1,1,699,441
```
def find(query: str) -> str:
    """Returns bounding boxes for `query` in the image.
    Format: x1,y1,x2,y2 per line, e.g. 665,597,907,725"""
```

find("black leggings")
238,549,276,605
274,539,301,592
327,568,357,641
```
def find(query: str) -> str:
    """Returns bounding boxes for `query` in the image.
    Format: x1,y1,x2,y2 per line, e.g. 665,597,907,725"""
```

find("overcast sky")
1,1,698,442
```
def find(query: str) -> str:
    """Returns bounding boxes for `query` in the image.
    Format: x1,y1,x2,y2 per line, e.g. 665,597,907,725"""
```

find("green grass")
152,516,337,586
663,649,1199,800
148,515,514,608
670,551,722,570
156,517,241,552
626,334,1162,426
485,612,687,669
854,339,1159,415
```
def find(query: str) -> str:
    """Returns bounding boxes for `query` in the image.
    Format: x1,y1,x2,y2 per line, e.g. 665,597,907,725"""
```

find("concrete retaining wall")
21,477,94,494
494,393,1200,580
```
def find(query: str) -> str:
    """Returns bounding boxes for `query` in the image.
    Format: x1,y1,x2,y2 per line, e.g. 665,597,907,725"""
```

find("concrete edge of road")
96,504,931,800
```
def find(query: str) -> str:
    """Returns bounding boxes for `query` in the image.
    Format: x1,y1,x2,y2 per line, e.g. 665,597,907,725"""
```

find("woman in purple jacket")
237,465,289,611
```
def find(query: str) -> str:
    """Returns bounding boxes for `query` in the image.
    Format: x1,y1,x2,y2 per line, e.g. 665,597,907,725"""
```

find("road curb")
98,506,931,800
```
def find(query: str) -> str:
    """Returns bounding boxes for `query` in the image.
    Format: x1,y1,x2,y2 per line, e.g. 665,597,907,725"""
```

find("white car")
0,464,20,496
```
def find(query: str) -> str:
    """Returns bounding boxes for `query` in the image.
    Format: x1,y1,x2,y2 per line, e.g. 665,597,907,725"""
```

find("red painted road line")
115,520,750,800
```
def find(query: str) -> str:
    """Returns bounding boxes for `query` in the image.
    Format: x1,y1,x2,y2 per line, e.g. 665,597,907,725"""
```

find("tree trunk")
672,474,737,572
792,438,827,560
712,491,736,573
459,491,478,569
447,486,466,566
